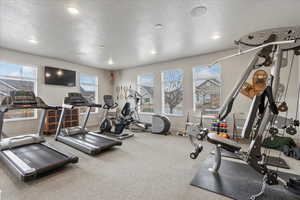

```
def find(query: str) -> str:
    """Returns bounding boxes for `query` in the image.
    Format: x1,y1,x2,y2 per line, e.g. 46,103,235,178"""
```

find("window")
80,74,98,113
162,70,184,115
0,62,37,120
193,65,221,116
137,74,154,113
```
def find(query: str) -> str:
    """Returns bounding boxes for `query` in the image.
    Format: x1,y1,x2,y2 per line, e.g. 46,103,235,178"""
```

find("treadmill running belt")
71,133,117,146
10,144,68,170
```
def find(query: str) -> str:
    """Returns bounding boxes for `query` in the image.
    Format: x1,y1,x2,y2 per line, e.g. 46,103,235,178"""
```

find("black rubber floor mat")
211,149,290,169
191,158,300,200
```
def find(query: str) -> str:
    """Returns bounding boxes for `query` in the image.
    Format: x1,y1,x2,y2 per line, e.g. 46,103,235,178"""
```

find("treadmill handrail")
1,105,59,111
62,104,75,109
63,103,102,108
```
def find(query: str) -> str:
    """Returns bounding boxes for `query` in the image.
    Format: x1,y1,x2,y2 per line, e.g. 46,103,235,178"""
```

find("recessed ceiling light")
67,7,79,15
108,58,114,65
154,24,163,30
151,50,157,55
212,34,221,40
190,6,207,17
28,39,38,44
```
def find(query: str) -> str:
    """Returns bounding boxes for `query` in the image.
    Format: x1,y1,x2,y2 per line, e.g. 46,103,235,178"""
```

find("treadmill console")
1,90,37,106
64,93,89,106
10,91,37,105
1,90,48,109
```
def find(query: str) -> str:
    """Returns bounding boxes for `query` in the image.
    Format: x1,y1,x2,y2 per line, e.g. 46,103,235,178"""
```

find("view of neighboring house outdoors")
137,73,154,113
0,62,37,119
162,69,184,115
193,65,221,116
79,74,98,113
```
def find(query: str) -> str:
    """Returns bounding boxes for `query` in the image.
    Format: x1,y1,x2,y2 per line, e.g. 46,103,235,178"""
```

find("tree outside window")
162,70,184,115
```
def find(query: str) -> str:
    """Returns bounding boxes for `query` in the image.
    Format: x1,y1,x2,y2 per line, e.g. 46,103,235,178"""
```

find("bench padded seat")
207,133,241,153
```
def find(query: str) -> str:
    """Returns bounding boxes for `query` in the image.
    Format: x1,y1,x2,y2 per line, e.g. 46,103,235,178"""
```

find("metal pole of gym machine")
256,47,282,137
0,110,5,141
82,106,92,130
248,47,283,168
218,53,259,119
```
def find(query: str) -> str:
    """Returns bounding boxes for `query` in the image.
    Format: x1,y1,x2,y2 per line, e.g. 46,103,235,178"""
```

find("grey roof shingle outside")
0,78,34,96
195,79,221,89
80,86,96,102
139,85,154,96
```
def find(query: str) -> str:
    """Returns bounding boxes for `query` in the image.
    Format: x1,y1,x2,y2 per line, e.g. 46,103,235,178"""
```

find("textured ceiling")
1,0,300,70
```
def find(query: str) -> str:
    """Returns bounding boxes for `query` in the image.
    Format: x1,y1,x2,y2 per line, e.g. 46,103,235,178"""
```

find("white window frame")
161,69,184,116
192,65,222,118
0,64,38,122
79,73,99,114
137,73,155,114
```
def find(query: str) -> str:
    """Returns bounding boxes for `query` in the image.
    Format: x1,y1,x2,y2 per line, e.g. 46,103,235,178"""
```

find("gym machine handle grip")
90,103,102,108
112,103,118,108
190,145,203,159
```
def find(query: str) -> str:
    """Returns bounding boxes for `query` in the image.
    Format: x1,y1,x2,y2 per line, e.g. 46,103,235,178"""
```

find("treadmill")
0,91,78,181
55,93,122,155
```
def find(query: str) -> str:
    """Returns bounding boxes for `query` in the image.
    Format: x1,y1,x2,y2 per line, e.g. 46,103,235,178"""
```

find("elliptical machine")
128,89,171,135
98,95,134,139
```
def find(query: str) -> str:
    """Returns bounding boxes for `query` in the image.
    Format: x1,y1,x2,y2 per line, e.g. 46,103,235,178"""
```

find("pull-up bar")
210,39,296,66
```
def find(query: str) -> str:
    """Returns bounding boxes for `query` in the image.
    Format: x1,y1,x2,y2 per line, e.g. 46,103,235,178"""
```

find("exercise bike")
98,95,134,140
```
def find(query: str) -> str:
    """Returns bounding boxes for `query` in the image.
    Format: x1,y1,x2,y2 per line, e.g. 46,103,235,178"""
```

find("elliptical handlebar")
113,103,118,108
103,102,118,110
89,103,102,108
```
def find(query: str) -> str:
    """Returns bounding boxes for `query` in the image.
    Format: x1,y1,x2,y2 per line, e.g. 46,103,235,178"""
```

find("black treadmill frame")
55,95,122,155
0,143,77,181
0,92,78,181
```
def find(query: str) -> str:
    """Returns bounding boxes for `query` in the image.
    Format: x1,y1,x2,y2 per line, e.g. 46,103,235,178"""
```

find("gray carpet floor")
0,131,299,200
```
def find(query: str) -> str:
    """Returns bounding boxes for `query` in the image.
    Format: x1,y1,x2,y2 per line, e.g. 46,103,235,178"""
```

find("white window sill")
202,115,218,119
80,112,99,116
163,113,184,117
4,117,37,122
139,112,154,115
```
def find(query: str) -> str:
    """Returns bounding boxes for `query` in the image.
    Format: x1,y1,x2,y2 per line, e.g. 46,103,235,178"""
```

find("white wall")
115,49,299,138
0,48,113,136
1,47,299,142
